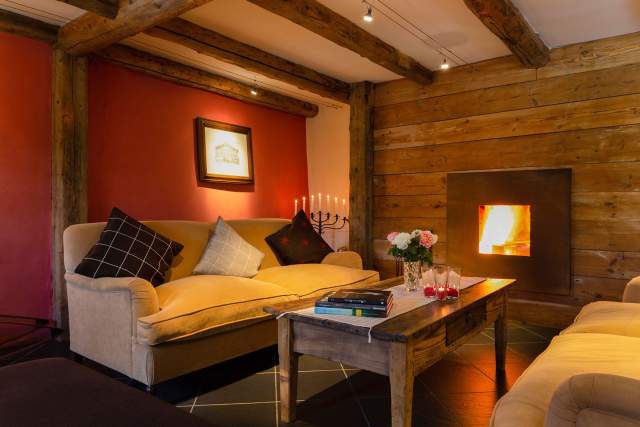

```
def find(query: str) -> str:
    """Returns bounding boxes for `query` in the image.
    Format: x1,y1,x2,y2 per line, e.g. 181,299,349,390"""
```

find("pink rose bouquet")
387,229,438,264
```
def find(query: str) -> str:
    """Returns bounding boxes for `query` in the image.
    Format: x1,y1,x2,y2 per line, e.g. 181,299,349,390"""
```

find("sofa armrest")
623,277,640,303
65,273,159,376
65,273,159,319
545,373,640,427
321,251,363,270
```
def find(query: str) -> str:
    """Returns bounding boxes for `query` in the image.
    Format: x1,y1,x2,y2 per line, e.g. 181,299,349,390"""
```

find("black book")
327,289,392,306
315,299,388,311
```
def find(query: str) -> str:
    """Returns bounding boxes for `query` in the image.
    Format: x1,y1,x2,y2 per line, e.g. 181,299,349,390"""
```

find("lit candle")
326,194,330,212
437,286,446,301
318,193,322,210
334,196,338,214
311,195,315,212
342,198,346,217
302,196,306,213
294,199,298,216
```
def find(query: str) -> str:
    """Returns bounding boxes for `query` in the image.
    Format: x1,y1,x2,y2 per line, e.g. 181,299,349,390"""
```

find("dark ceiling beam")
245,0,433,85
95,44,319,117
463,0,549,68
0,9,58,43
57,0,120,19
57,0,213,55
146,18,350,103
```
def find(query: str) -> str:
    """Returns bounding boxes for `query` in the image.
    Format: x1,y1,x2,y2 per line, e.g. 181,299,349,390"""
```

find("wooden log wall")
372,31,640,310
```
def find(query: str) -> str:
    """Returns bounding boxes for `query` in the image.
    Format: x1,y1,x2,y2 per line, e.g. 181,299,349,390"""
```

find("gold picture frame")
195,117,254,184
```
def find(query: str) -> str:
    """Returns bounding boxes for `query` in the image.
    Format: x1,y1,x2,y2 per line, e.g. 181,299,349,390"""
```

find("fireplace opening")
479,205,531,257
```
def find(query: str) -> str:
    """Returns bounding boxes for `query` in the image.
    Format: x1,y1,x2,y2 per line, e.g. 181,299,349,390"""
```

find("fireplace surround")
447,169,571,296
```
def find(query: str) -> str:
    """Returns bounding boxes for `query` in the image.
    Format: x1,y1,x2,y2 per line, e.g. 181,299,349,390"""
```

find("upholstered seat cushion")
137,275,297,345
254,264,380,298
490,333,640,427
561,301,640,338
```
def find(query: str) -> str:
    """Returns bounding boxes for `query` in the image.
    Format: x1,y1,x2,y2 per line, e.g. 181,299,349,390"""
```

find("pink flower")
387,232,399,243
420,230,438,248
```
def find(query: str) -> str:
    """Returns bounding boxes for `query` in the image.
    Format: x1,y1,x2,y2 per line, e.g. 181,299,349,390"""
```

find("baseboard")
507,298,581,329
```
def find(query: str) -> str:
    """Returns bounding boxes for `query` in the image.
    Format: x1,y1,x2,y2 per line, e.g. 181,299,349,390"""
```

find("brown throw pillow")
266,210,333,265
74,207,183,286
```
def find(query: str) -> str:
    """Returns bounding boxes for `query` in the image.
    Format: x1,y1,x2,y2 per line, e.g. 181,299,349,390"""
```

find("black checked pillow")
75,207,184,286
265,210,333,265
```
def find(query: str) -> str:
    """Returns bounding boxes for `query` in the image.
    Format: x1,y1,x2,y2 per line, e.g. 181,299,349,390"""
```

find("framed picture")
195,117,254,184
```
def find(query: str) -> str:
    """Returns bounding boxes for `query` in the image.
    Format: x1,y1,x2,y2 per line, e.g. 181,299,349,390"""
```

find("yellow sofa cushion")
136,275,297,345
254,264,380,298
561,301,640,338
491,333,640,427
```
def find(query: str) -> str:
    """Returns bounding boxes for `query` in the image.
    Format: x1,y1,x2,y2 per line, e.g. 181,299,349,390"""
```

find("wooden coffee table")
264,277,516,427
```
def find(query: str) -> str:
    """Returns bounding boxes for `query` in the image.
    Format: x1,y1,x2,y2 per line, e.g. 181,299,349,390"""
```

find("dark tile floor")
1,321,557,427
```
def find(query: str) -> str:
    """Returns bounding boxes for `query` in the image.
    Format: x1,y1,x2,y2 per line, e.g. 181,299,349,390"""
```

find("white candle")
334,197,338,215
318,193,322,210
311,195,315,212
326,194,330,212
342,198,346,217
294,199,298,216
302,196,306,213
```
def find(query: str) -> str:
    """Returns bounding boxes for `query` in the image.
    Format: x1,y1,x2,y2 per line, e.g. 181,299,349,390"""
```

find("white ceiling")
2,0,640,106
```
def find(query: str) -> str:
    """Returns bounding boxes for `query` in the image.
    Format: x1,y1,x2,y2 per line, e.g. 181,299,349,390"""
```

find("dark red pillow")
266,210,333,265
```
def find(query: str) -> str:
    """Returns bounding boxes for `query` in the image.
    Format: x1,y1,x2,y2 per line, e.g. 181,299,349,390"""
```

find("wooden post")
349,82,374,269
51,49,88,332
278,317,299,423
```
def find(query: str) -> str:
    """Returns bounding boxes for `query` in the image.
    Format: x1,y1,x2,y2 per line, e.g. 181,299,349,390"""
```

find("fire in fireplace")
478,205,531,256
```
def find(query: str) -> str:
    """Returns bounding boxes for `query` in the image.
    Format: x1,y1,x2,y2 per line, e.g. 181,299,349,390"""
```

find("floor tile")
483,325,546,343
298,354,342,371
520,325,559,340
360,392,457,427
455,344,528,366
197,371,276,404
295,370,352,401
440,391,500,427
192,402,276,427
289,395,369,427
418,357,496,394
508,342,551,361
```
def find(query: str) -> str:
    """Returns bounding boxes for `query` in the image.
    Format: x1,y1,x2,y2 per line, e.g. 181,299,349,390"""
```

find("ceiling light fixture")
363,2,373,23
250,79,258,96
440,57,450,70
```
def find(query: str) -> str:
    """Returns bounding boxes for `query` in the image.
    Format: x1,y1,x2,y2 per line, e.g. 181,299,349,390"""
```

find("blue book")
314,305,389,318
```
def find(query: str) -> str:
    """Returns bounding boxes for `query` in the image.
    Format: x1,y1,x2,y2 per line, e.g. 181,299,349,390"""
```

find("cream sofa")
491,277,640,427
63,219,379,388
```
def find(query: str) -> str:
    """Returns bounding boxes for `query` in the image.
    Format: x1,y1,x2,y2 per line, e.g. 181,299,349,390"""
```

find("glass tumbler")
433,265,449,301
447,266,462,299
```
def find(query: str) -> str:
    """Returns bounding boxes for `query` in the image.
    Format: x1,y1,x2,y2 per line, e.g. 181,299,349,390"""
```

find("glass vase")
403,261,422,292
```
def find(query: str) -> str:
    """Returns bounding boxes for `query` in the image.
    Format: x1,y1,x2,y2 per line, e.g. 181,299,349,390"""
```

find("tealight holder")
447,266,462,300
433,265,449,301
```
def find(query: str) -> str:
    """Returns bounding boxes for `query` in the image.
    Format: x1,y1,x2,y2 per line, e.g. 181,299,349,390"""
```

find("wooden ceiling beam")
0,9,58,43
245,0,432,85
464,0,549,68
145,18,350,103
95,44,318,117
57,0,120,19
57,0,213,55
146,18,351,103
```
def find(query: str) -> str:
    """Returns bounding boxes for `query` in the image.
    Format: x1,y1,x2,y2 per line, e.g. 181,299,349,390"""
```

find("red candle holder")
436,286,447,301
424,286,436,297
447,287,459,298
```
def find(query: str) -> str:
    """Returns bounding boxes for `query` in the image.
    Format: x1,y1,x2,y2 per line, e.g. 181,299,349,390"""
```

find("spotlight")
363,3,373,22
440,57,450,70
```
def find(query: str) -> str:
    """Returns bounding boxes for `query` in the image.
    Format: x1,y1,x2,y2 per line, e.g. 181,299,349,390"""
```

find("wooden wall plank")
374,93,640,150
572,276,628,303
374,125,640,175
51,50,88,331
375,62,640,129
373,218,447,241
349,82,374,268
572,162,640,192
573,220,640,252
573,249,640,280
573,192,640,221
58,0,119,18
373,173,446,196
374,195,446,218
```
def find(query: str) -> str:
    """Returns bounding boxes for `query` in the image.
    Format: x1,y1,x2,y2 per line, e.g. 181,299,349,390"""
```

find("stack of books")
314,289,393,318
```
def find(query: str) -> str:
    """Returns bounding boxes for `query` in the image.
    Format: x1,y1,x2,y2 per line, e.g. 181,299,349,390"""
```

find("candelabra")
310,210,349,235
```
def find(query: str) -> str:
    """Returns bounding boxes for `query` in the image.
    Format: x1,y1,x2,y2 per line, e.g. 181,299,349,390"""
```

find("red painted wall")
0,34,52,318
88,60,309,223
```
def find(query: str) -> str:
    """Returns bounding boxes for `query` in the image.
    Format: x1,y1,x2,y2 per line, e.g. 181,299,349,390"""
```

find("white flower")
432,233,438,245
392,232,412,250
411,229,421,238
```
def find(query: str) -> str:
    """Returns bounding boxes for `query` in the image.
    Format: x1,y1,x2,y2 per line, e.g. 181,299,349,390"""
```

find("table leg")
278,318,299,423
495,300,508,374
389,342,414,427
